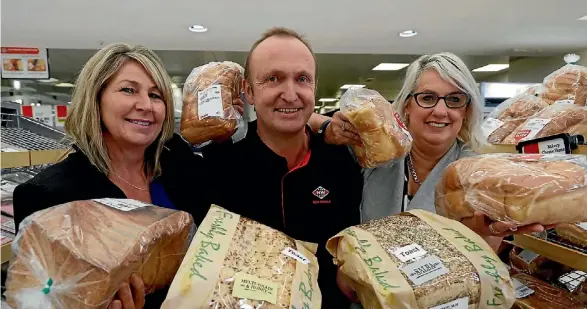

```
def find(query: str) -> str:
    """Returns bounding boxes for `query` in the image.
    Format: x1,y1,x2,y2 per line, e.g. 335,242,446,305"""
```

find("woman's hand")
461,211,555,238
108,274,145,309
325,112,362,146
337,268,358,302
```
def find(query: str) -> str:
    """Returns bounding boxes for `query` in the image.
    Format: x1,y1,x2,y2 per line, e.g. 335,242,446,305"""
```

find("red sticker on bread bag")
394,112,408,131
514,129,531,141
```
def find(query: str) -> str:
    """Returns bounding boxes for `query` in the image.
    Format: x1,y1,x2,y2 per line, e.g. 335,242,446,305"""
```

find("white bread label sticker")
482,117,505,136
94,198,150,212
197,84,223,120
515,118,551,142
392,243,428,262
555,99,575,105
512,278,535,299
536,138,566,154
282,247,310,264
430,297,469,309
401,255,449,286
518,249,539,264
578,222,587,231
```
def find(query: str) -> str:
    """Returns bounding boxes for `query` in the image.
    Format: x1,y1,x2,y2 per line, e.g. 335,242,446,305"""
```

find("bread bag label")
282,247,310,264
327,227,419,308
512,278,535,298
578,222,587,231
482,117,505,136
197,85,223,120
555,99,575,105
394,112,413,142
429,297,469,309
409,209,515,309
392,244,427,262
162,205,240,309
290,240,322,309
401,255,449,286
232,273,278,304
515,118,551,142
93,198,149,212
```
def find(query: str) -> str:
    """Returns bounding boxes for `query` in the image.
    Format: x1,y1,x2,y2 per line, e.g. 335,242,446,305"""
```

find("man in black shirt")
203,27,363,308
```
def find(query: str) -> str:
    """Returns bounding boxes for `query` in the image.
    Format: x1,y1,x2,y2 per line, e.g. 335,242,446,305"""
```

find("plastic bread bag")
326,210,515,309
482,94,548,144
339,87,412,168
501,104,587,144
540,54,587,106
435,153,587,227
162,205,321,309
4,199,195,309
511,273,585,309
555,222,587,248
180,61,246,146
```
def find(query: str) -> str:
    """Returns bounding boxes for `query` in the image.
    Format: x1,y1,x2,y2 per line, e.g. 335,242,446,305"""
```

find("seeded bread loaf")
5,199,194,309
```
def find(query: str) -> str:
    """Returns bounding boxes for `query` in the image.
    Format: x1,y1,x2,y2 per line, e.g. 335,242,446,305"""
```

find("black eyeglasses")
410,92,470,109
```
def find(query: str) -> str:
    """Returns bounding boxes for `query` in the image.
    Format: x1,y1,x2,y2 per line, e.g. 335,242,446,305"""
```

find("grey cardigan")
360,141,475,223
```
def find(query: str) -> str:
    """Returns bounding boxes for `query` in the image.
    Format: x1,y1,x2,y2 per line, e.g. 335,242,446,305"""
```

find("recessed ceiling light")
55,82,75,87
399,30,418,38
472,64,510,72
372,63,409,71
340,84,366,89
188,25,208,33
318,98,338,102
578,15,587,20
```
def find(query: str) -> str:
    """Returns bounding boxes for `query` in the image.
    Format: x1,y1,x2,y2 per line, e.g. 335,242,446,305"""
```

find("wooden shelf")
512,234,587,272
1,151,31,168
482,144,587,155
1,149,67,168
29,149,67,166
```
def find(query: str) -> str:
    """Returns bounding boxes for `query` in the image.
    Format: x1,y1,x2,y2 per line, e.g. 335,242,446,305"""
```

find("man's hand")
461,211,555,238
325,112,362,146
108,274,145,309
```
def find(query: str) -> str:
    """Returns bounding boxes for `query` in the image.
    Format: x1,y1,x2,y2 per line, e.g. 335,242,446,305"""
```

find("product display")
482,94,548,144
5,199,194,309
556,223,587,248
163,205,321,309
501,104,587,144
509,248,549,276
511,273,585,309
435,153,587,226
180,61,245,145
326,210,515,309
339,87,412,168
540,64,587,106
568,123,587,137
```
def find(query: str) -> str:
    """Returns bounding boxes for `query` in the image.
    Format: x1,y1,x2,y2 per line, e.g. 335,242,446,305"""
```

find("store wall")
577,49,587,66
507,55,567,83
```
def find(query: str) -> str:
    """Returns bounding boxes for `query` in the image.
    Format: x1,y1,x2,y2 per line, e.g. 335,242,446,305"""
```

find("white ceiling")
2,0,587,55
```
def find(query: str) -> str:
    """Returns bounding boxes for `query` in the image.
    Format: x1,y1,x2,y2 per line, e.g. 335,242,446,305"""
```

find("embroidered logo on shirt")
312,186,330,200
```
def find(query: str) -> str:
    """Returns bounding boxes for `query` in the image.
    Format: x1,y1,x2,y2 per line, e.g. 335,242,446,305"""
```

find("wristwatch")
317,119,332,141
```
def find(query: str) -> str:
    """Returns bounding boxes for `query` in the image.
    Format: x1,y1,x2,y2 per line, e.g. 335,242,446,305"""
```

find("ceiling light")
578,15,587,20
55,83,75,87
318,98,338,102
188,25,208,33
372,63,409,71
340,84,366,90
399,30,418,38
472,64,510,72
13,80,21,90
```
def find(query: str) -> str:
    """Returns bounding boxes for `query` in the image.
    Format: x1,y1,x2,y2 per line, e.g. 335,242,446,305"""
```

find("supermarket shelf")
1,152,30,169
1,149,67,169
482,144,587,155
512,234,587,272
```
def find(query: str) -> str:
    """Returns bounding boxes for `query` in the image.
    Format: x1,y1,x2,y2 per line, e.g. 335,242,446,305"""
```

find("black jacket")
202,121,364,309
12,133,210,309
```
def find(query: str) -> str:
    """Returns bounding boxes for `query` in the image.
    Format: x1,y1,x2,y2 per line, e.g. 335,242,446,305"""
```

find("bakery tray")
512,232,587,272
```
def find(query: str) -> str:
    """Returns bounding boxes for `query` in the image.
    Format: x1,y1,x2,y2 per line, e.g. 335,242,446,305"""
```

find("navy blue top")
150,179,176,209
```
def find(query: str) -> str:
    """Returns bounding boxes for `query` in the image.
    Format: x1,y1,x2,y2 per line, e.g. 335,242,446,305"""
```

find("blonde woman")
13,44,211,309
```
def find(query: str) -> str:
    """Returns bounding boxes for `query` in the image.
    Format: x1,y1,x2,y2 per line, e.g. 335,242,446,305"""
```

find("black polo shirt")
202,120,363,308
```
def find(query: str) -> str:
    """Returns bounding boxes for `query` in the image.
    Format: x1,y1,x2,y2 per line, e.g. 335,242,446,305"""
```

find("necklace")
406,153,421,185
110,171,149,191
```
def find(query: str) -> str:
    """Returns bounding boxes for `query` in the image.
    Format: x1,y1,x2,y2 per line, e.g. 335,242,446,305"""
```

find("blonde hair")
392,52,485,151
64,43,174,178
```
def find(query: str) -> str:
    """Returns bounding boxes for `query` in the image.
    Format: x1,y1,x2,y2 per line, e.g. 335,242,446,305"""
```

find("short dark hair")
244,27,316,83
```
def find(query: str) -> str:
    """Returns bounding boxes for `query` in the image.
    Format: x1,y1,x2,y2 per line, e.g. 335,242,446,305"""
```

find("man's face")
244,36,316,135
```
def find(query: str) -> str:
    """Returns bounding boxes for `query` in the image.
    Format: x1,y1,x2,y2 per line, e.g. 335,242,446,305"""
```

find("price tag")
401,255,449,286
392,244,427,262
93,198,150,212
482,117,505,136
522,137,567,154
232,273,278,304
578,222,587,231
518,249,539,264
197,85,224,120
513,278,535,299
430,297,469,309
555,99,575,105
515,118,551,142
282,247,310,264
